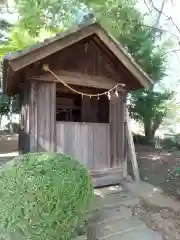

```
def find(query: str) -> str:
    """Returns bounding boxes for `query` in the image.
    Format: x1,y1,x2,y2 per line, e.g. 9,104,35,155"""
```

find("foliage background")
0,0,180,138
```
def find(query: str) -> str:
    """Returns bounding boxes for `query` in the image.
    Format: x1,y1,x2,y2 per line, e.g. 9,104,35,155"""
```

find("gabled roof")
3,21,154,94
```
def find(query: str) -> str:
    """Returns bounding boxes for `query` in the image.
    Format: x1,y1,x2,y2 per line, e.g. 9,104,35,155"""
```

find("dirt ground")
0,133,18,154
134,144,180,239
136,144,180,199
132,199,180,240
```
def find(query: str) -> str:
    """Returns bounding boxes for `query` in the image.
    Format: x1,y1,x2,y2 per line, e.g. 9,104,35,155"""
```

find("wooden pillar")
126,110,140,182
19,84,30,154
109,92,126,175
29,81,56,152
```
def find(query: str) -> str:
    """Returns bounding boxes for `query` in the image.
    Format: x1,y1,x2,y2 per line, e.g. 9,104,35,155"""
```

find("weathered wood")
56,122,110,170
123,116,128,177
7,23,152,92
50,83,56,150
92,171,123,187
118,94,125,165
30,82,38,151
109,92,126,176
126,110,140,182
19,84,30,153
94,27,152,88
30,71,120,90
4,20,149,190
10,26,96,72
29,81,56,152
110,96,116,167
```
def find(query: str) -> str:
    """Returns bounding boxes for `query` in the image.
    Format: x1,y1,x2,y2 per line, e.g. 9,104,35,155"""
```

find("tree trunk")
144,114,163,143
144,119,154,142
152,114,162,136
144,125,154,140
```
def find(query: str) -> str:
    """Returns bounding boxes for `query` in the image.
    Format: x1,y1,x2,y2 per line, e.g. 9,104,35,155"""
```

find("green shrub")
0,152,94,240
161,134,180,151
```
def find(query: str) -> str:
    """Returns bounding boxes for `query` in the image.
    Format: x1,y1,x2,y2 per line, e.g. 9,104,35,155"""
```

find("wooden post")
126,110,140,182
29,81,56,152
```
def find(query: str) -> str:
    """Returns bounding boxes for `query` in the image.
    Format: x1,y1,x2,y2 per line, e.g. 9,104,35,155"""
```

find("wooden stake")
126,110,140,182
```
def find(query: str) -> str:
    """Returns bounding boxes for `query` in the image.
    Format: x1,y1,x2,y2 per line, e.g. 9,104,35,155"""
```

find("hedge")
0,152,94,240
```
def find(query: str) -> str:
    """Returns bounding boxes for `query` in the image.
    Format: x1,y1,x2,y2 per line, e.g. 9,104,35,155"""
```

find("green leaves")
0,26,37,59
1,0,173,140
0,152,94,239
128,89,173,139
15,0,84,36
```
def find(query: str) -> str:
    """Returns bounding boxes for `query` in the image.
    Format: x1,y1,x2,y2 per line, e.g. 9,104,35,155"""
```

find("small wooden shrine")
2,22,153,186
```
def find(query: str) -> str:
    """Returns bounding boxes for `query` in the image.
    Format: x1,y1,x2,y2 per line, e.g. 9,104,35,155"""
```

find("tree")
0,26,37,56
129,89,173,141
87,0,173,140
13,0,87,36
3,0,175,138
0,26,36,129
0,23,60,130
160,94,180,134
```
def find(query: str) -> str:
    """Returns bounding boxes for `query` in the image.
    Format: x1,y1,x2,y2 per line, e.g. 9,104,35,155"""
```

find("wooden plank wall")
19,84,30,153
29,81,56,152
109,92,126,173
56,122,110,170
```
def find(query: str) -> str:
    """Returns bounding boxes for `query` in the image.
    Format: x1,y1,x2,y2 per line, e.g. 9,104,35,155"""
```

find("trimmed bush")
0,152,94,240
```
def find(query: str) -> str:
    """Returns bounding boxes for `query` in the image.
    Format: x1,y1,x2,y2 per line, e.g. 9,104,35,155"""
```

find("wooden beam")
29,71,126,91
92,173,123,188
126,110,140,182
